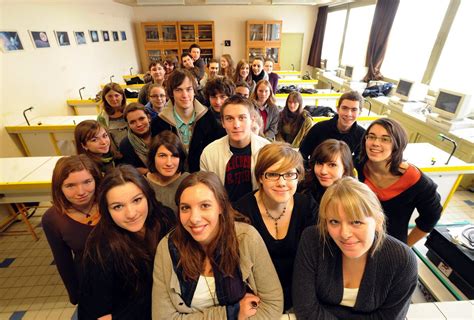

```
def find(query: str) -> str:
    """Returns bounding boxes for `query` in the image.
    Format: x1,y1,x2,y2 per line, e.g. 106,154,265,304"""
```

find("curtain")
364,0,400,81
307,6,328,68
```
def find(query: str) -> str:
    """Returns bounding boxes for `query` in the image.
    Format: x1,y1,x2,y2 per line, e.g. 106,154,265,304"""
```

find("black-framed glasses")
264,172,299,181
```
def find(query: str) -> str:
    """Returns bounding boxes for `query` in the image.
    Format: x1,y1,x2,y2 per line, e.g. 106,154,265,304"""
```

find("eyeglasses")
365,134,392,144
263,172,299,181
150,94,166,99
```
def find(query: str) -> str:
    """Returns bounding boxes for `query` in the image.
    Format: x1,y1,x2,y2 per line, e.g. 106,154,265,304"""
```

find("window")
382,0,449,81
340,4,375,67
430,0,474,93
321,9,347,70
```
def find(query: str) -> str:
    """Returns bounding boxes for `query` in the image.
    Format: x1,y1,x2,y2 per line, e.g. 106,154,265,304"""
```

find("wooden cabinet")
246,20,282,70
137,21,215,72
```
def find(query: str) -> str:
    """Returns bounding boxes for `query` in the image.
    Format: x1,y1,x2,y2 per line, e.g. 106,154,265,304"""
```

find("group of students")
40,48,444,319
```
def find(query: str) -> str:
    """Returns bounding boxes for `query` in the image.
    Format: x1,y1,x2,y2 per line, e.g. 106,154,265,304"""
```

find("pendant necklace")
70,203,96,225
203,276,217,306
261,196,286,239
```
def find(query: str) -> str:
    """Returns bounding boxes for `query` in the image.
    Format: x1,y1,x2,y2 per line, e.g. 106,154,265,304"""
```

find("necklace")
261,196,286,239
69,203,97,225
203,276,217,306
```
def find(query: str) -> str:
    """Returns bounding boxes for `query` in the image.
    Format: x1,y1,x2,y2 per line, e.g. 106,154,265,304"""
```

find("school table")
0,156,62,240
99,83,144,90
275,90,342,109
274,70,300,80
123,74,145,82
5,115,96,156
66,98,138,115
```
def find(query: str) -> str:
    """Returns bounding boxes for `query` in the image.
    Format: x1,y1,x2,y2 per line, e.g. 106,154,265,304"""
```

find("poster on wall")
0,31,24,52
121,31,127,41
89,30,99,43
30,31,51,48
74,31,87,45
112,31,119,42
54,31,70,46
102,31,110,42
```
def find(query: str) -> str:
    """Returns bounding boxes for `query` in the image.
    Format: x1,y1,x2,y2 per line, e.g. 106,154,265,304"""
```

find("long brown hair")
278,91,308,138
234,59,253,86
101,82,126,115
219,54,235,79
51,154,102,214
172,172,243,281
74,120,120,164
83,165,176,292
251,79,277,108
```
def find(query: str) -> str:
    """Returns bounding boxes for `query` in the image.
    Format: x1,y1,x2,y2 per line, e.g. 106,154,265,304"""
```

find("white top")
340,287,359,307
191,275,217,311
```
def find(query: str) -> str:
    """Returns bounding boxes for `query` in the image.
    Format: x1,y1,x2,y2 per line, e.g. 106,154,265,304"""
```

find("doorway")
280,33,304,71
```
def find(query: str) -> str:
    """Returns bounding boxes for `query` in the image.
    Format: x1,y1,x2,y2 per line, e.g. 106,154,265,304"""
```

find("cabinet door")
147,49,162,63
198,23,213,42
248,23,264,42
248,47,264,60
180,24,196,42
200,48,214,64
266,47,280,64
144,24,160,42
265,22,281,42
161,24,178,42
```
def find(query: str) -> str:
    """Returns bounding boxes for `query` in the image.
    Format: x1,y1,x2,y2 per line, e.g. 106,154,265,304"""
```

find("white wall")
0,1,139,157
133,5,317,70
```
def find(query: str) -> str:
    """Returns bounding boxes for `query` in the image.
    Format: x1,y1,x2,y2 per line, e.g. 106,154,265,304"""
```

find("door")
280,33,303,71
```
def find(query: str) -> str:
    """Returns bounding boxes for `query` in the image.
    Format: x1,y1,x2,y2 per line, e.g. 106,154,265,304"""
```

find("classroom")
0,0,473,319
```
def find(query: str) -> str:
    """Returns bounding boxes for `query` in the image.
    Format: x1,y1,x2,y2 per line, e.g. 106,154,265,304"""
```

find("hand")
238,293,260,320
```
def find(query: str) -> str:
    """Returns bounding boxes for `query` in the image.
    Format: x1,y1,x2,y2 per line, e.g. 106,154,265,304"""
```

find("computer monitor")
432,88,472,121
393,78,428,102
343,65,353,80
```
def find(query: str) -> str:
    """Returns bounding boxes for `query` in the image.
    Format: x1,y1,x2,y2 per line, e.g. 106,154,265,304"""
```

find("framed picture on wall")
89,30,99,43
54,31,70,46
74,31,86,45
121,31,127,41
29,31,51,48
102,30,110,42
0,31,24,52
112,31,119,42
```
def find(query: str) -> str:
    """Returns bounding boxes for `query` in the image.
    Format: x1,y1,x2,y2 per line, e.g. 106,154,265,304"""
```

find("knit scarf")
127,129,149,165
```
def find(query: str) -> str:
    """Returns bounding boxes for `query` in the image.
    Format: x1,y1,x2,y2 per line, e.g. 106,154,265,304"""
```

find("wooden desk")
5,115,96,156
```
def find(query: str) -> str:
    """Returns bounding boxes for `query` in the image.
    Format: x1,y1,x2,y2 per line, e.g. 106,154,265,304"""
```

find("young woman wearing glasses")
356,118,442,246
234,142,317,312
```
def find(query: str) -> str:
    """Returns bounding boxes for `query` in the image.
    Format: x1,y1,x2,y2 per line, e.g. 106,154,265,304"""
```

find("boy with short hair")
200,95,270,202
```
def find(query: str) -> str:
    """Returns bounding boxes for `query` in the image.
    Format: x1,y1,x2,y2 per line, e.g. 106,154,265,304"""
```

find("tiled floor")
0,189,473,320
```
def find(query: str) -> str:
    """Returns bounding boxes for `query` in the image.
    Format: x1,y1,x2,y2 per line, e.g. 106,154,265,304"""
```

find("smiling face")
104,90,123,109
83,127,110,155
107,182,148,233
222,103,252,148
220,57,228,69
149,86,167,111
182,55,194,69
256,83,271,104
164,61,175,74
179,183,221,248
252,59,264,75
365,124,393,164
336,99,361,132
327,204,376,261
314,153,345,188
190,47,200,61
150,64,165,83
259,160,298,204
61,170,95,208
264,60,273,73
208,62,219,78
125,109,151,137
239,63,250,79
173,77,194,111
154,145,180,179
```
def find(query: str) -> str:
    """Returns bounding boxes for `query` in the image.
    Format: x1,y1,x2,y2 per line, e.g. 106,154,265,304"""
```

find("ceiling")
113,0,348,6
